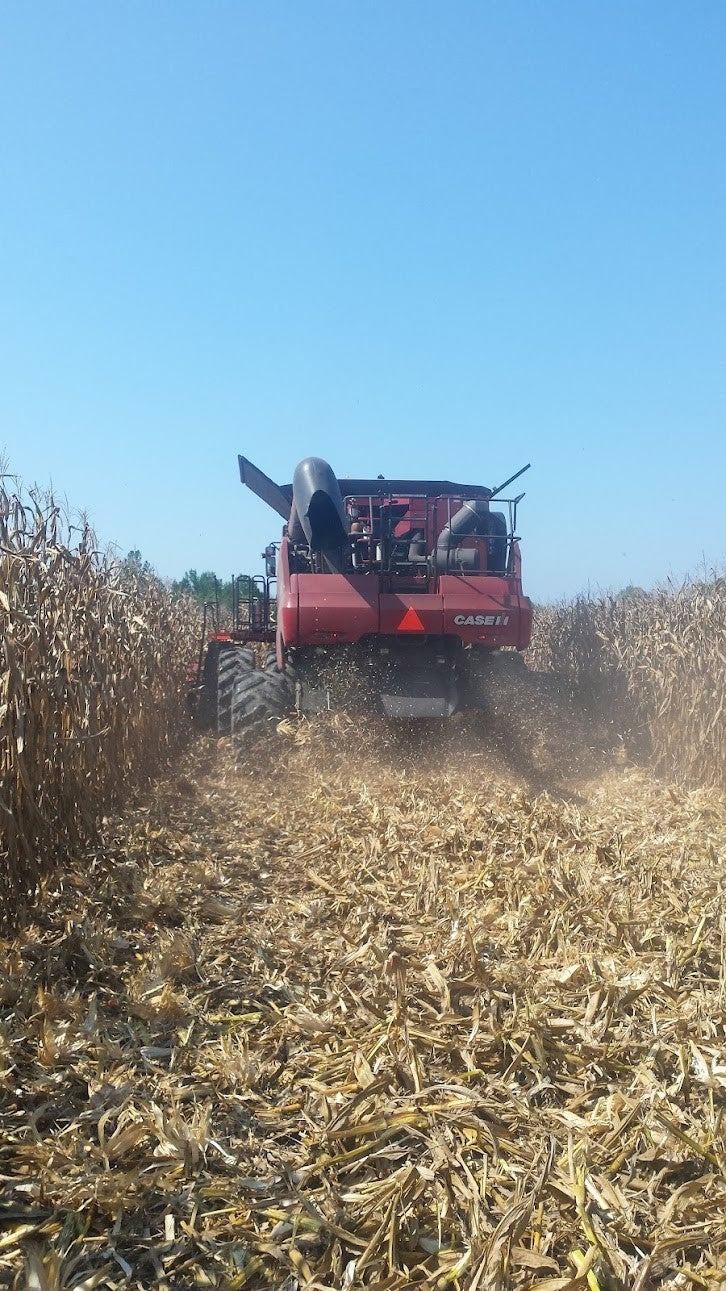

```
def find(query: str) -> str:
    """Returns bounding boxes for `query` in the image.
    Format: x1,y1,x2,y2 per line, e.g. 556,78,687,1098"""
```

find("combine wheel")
215,646,255,735
229,653,292,736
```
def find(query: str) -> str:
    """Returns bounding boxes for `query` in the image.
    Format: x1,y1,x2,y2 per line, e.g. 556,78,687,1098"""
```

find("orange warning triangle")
397,606,425,633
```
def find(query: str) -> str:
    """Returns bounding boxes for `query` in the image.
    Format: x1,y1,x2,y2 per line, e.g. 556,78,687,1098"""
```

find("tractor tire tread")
215,645,255,735
230,668,293,736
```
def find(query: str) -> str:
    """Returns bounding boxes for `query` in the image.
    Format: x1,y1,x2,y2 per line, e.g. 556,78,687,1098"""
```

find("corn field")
1,484,726,1286
527,577,726,789
0,478,198,924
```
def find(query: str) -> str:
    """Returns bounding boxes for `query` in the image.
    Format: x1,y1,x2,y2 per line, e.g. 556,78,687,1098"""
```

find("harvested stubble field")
2,709,726,1290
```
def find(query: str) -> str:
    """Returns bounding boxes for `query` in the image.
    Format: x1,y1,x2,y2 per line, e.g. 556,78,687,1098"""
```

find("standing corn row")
527,578,726,788
0,480,199,924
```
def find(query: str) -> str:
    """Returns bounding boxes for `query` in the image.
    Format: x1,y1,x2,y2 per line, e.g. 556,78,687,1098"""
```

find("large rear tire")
216,645,255,735
230,651,293,736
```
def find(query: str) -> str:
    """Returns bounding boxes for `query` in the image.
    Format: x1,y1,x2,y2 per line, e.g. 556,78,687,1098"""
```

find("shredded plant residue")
1,715,725,1289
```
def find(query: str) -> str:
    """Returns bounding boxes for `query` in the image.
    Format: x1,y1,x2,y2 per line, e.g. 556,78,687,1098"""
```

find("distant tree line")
171,568,259,611
120,556,258,613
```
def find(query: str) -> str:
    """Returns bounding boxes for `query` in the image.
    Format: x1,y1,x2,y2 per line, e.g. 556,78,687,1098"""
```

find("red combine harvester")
192,455,533,733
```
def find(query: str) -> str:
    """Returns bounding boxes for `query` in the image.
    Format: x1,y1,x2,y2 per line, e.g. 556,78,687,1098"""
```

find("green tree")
116,549,157,589
171,570,260,613
172,569,230,608
123,548,154,576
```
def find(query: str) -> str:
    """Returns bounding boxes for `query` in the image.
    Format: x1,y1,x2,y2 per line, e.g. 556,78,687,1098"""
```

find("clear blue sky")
1,3,724,600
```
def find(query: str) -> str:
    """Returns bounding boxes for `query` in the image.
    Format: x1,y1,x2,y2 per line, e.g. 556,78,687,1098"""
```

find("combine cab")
191,455,533,734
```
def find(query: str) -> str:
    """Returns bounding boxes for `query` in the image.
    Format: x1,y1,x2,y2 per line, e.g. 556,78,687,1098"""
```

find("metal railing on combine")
343,493,521,580
232,574,277,635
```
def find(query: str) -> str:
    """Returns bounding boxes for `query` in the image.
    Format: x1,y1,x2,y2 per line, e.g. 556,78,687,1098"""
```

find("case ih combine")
192,455,533,733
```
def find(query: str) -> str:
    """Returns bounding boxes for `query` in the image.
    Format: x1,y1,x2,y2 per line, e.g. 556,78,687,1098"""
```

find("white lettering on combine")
453,614,510,627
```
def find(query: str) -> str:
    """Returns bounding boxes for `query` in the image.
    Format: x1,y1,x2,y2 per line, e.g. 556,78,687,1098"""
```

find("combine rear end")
191,456,533,734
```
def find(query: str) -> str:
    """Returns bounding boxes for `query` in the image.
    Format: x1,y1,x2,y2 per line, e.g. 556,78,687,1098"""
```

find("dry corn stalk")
0,477,199,924
527,578,726,788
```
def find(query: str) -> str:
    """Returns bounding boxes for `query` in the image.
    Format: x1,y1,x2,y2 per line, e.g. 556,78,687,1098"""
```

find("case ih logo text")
453,613,510,627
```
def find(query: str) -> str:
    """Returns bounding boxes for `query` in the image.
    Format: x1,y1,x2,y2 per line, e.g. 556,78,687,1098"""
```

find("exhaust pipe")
436,500,508,572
